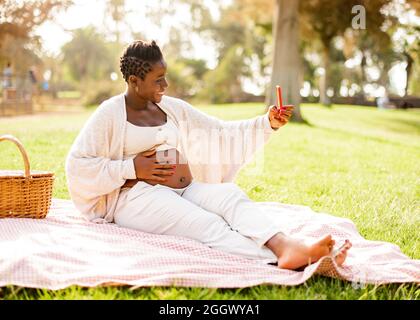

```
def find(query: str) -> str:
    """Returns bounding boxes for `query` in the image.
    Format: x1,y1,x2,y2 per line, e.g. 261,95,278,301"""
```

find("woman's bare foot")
276,234,334,270
333,239,352,267
266,233,352,270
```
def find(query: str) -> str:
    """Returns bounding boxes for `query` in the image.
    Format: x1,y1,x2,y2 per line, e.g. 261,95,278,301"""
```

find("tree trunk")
360,50,367,100
319,46,331,106
404,51,413,97
265,0,304,122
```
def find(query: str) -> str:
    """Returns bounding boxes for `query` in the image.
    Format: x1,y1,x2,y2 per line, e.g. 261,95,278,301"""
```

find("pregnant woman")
66,40,351,270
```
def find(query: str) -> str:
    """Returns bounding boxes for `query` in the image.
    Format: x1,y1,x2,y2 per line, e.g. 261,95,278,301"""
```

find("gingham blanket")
0,199,418,290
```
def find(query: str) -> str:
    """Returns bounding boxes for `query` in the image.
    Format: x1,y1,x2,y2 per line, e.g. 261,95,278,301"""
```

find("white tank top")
123,117,179,160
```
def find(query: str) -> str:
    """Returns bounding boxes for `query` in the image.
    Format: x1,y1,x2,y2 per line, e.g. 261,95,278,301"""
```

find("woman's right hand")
133,148,175,183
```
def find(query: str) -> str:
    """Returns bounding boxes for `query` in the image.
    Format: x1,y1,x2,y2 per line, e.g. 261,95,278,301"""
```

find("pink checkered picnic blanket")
0,199,418,290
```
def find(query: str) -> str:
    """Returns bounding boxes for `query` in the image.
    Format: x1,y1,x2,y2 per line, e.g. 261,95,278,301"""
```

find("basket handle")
0,134,31,178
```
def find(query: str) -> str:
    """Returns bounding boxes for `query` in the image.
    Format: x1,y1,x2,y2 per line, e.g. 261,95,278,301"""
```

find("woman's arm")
178,99,278,169
66,153,137,199
65,106,136,200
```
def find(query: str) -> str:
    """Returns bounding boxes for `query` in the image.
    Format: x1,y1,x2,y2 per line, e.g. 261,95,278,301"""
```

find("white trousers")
114,180,281,263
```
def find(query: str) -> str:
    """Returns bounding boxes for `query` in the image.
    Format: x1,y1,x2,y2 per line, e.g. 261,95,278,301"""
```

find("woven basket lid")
0,170,54,178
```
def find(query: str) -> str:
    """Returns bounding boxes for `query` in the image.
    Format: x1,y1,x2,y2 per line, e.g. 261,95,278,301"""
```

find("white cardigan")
65,94,277,223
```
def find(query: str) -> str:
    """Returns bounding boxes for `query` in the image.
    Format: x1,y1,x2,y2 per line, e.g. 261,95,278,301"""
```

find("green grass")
56,91,82,99
0,103,419,300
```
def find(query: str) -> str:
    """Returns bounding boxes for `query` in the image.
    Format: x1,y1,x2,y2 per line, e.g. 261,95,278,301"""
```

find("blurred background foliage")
0,0,419,114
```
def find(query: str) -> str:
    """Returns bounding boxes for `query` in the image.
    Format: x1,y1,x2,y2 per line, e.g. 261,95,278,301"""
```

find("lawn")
0,103,419,300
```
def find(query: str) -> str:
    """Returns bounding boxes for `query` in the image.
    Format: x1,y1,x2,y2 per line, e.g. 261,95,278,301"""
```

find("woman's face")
129,59,169,103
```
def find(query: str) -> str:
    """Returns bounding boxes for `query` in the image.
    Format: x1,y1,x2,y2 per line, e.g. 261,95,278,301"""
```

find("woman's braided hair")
119,40,163,82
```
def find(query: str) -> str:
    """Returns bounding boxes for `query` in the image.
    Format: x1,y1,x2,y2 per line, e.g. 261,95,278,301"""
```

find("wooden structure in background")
0,75,33,116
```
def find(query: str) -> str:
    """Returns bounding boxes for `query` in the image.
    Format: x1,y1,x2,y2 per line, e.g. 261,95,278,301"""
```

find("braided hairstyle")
119,40,163,82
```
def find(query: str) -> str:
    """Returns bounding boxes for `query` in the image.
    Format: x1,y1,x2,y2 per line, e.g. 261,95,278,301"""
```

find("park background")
0,0,419,299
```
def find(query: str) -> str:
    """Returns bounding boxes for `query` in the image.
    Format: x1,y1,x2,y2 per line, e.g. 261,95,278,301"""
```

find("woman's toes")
307,235,335,259
324,234,333,242
334,241,352,266
335,251,348,266
344,239,352,247
317,234,333,247
328,239,336,253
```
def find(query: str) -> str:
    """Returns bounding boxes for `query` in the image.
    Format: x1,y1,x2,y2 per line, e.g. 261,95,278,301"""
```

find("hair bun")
119,40,163,82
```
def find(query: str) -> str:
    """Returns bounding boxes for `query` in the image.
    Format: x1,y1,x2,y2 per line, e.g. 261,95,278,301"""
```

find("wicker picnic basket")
0,134,54,219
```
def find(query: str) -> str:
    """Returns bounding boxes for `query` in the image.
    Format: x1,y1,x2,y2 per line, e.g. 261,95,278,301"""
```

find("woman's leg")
114,182,277,263
181,182,352,269
181,181,282,247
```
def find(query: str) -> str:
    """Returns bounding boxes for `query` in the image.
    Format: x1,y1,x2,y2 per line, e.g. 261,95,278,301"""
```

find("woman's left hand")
268,105,294,130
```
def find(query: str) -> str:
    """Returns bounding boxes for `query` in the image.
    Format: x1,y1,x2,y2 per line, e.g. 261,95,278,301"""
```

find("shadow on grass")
370,118,420,135
290,118,314,127
311,123,417,148
313,105,420,135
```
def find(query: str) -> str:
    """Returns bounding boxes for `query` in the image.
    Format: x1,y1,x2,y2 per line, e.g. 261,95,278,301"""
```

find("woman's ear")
128,75,141,93
128,75,137,87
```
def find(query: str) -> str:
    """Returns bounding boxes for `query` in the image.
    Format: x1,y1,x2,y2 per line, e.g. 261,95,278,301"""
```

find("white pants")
114,180,281,263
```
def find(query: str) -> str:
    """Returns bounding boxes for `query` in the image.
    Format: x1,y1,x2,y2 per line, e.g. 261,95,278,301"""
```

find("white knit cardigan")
65,94,277,223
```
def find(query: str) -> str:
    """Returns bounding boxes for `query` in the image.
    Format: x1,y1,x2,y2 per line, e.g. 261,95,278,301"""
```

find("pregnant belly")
143,148,193,189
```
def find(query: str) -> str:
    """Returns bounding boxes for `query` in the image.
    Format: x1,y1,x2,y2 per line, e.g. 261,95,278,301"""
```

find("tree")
0,0,71,48
198,45,250,103
266,0,304,121
187,1,280,103
105,0,126,44
390,0,420,96
399,25,419,96
0,0,71,101
227,0,396,115
343,26,395,99
400,0,420,96
300,0,394,106
0,0,71,71
61,26,114,82
367,0,420,97
406,0,420,15
163,27,209,98
0,34,42,75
